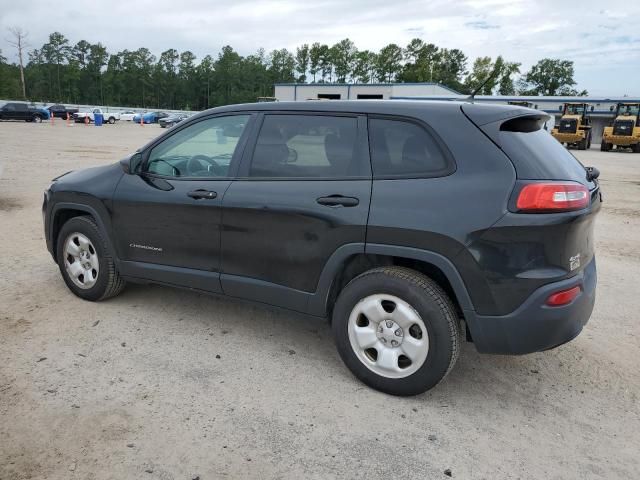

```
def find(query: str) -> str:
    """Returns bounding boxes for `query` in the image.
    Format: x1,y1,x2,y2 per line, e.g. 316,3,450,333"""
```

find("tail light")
546,286,581,306
516,182,589,212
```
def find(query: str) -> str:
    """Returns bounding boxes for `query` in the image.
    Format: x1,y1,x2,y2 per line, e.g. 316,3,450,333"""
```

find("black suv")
0,102,47,122
43,101,601,396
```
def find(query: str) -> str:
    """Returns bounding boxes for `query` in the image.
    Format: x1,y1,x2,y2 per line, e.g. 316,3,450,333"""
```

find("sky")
1,0,639,96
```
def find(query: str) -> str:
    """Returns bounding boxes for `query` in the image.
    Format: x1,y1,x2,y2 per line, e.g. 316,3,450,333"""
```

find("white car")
120,111,139,121
73,108,120,124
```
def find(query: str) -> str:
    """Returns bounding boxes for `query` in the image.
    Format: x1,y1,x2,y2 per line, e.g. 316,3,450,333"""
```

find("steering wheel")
186,155,223,176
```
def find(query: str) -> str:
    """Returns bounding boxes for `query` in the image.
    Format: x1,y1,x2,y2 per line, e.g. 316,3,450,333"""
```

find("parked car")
43,101,602,396
47,104,79,119
73,108,120,124
119,111,139,122
0,102,49,122
159,113,189,128
132,111,169,124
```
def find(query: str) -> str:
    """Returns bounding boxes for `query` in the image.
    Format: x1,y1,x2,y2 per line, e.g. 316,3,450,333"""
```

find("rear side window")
250,114,365,178
499,127,590,184
368,118,451,178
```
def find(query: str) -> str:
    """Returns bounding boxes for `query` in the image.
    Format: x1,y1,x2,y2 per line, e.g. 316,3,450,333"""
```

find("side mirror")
590,105,594,112
609,105,615,112
120,153,143,174
558,105,563,111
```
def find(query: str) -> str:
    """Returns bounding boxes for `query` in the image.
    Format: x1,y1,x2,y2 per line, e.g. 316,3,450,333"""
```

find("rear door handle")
316,195,359,207
187,189,217,200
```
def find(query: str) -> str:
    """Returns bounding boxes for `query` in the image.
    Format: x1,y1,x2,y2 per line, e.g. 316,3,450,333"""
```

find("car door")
111,113,254,292
220,112,372,311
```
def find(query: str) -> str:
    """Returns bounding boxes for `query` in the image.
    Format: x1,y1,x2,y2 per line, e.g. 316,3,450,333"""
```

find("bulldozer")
601,103,640,152
551,103,592,150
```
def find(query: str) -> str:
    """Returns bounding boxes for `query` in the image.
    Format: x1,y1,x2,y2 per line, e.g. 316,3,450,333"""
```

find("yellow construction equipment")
551,103,592,150
601,103,640,152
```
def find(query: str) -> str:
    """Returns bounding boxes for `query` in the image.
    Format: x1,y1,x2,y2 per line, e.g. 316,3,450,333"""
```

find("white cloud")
0,0,638,95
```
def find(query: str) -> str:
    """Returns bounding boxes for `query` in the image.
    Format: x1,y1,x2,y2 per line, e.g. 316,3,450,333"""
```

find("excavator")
601,103,640,152
551,103,592,150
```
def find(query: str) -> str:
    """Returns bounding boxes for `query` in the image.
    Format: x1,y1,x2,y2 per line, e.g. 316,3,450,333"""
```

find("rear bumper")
466,258,597,354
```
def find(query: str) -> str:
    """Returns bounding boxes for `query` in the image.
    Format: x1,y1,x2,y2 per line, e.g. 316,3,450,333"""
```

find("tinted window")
499,128,592,186
368,118,450,177
250,114,363,178
146,115,249,178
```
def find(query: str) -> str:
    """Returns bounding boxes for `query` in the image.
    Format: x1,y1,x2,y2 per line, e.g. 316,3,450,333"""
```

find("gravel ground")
1,120,639,479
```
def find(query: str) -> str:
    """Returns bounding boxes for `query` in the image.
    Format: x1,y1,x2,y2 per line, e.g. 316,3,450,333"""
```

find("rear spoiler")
461,104,551,148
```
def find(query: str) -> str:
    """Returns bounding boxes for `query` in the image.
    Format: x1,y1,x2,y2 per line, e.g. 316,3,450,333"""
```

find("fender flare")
307,243,475,317
50,202,118,263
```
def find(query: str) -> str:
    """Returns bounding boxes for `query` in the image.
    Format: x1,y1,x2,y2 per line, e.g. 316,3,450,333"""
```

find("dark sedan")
159,113,190,128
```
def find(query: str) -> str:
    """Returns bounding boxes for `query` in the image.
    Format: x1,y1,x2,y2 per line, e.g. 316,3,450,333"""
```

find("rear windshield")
499,129,591,186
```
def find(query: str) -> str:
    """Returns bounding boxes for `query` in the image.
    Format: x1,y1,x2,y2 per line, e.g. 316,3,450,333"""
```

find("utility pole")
7,27,29,99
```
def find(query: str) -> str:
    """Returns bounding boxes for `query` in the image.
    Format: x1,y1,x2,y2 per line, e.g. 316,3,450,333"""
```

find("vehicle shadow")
113,282,565,404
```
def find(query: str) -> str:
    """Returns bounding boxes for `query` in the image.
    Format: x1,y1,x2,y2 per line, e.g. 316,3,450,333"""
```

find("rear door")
220,112,371,309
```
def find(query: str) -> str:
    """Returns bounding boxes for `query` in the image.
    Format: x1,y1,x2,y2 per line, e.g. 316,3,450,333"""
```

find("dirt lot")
1,120,639,479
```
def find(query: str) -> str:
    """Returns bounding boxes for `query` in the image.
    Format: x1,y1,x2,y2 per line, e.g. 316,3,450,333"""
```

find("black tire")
633,143,640,153
600,140,610,152
108,117,116,124
578,137,587,150
587,132,592,149
332,266,460,396
56,216,125,301
32,115,43,123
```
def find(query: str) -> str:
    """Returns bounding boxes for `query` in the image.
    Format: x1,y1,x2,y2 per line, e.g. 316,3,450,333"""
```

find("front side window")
146,115,250,178
368,118,451,178
250,114,363,178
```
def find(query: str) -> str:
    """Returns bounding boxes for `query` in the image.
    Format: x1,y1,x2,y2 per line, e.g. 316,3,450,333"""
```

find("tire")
32,115,42,123
56,216,125,301
108,117,116,124
587,132,592,149
332,266,460,396
578,137,587,150
600,140,607,152
633,143,640,153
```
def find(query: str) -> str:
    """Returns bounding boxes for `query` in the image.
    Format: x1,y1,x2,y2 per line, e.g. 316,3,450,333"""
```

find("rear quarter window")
368,118,453,178
499,128,590,184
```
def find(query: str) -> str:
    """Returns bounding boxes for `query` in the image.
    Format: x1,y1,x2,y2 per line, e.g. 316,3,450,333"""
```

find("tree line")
0,31,586,111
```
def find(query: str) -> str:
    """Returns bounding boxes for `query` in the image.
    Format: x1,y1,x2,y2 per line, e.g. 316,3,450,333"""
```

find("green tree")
331,38,356,83
353,50,377,83
375,43,403,82
309,42,322,82
295,44,309,82
520,58,586,96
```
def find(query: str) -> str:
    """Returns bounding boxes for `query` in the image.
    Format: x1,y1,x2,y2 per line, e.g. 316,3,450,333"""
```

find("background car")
132,111,169,124
47,104,79,119
159,113,189,128
119,110,139,121
0,102,49,122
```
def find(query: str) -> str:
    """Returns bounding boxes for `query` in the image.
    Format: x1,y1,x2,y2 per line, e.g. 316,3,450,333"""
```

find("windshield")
565,104,585,115
617,104,640,117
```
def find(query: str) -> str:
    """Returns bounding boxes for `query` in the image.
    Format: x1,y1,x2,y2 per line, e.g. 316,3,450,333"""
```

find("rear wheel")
633,143,640,153
32,115,43,123
600,140,610,152
108,116,116,124
587,132,592,149
332,266,460,396
56,216,125,301
578,137,587,150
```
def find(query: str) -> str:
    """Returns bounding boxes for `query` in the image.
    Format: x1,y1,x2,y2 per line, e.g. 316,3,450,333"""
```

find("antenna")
466,63,502,103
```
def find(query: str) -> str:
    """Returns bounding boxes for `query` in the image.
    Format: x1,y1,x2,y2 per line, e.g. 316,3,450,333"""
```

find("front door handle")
316,195,359,207
187,189,217,200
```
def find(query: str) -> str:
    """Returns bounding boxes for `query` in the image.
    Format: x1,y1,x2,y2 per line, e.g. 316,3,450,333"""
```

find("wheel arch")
50,203,116,264
310,243,475,322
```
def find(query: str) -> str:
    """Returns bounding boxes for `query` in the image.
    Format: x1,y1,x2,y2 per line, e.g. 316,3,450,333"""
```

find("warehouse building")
274,82,638,144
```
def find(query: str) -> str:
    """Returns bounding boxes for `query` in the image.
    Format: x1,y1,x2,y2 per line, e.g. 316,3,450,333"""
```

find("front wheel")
332,267,460,396
56,216,126,301
108,117,116,124
32,115,43,123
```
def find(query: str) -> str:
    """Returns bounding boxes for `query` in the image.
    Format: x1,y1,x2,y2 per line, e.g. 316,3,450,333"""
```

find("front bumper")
603,134,640,146
466,258,597,354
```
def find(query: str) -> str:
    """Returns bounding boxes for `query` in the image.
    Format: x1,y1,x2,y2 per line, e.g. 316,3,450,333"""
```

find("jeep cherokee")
43,101,602,396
